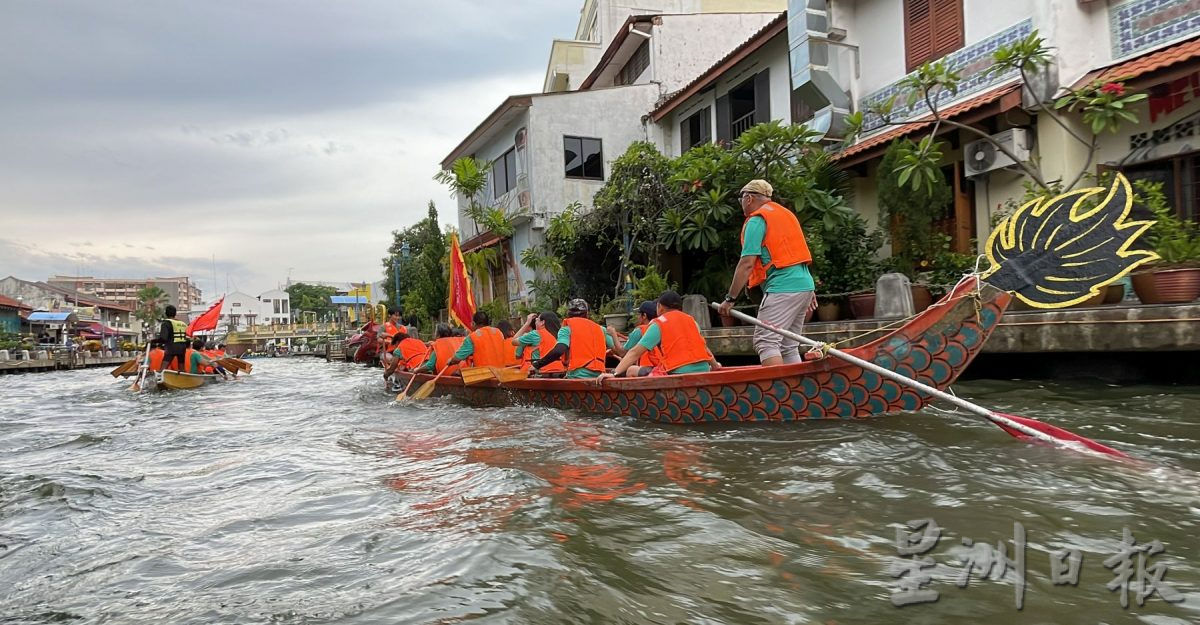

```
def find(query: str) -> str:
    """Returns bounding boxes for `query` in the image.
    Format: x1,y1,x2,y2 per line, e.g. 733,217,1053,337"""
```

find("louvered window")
903,0,964,72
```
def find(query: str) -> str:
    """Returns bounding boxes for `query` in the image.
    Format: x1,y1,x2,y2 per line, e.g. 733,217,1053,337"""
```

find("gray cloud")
0,1,580,296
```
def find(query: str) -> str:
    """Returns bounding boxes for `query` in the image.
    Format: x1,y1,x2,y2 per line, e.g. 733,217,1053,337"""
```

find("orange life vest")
432,337,463,375
183,348,196,374
149,348,165,372
650,309,711,372
396,337,429,370
562,317,606,373
501,335,520,367
384,321,403,338
520,328,566,373
741,201,812,288
200,349,216,373
467,326,508,368
635,322,662,369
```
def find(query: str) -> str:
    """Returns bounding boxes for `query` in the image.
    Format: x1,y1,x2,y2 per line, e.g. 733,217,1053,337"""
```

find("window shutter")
680,119,690,154
903,0,934,72
931,0,964,58
753,69,771,125
716,94,731,144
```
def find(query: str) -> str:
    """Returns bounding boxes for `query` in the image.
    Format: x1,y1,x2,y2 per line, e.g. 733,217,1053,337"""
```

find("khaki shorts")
753,291,815,363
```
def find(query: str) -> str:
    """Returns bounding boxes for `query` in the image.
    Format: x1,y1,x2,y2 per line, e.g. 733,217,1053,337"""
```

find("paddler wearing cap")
717,179,817,366
531,298,613,378
606,300,663,377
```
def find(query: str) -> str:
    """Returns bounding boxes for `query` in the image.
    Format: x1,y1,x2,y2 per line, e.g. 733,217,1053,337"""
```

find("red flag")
447,234,476,328
187,296,224,335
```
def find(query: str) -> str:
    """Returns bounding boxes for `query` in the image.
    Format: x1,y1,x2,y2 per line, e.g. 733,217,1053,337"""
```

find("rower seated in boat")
449,311,509,369
148,339,166,372
383,326,429,381
513,311,566,377
418,324,463,375
597,291,721,383
531,298,612,379
607,300,663,377
186,338,225,378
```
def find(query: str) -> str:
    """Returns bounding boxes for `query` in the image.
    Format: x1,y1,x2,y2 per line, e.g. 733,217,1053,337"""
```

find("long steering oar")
129,345,152,392
713,304,1127,458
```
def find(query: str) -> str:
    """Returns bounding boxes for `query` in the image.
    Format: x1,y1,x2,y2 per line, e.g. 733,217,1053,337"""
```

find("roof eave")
441,95,535,169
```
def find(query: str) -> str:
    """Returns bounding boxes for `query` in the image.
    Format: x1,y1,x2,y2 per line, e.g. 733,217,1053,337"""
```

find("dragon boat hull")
155,370,222,391
390,280,1010,424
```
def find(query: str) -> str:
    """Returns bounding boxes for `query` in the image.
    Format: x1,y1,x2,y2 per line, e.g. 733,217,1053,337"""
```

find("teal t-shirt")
555,324,615,378
515,330,542,360
452,334,475,361
637,322,712,374
622,326,644,352
189,351,206,374
741,215,816,294
419,350,436,373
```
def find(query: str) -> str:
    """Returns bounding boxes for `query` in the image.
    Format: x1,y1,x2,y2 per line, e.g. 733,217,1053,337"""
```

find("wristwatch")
723,294,736,303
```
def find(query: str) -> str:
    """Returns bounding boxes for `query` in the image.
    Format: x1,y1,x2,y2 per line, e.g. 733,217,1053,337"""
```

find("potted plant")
812,216,883,319
599,296,634,332
1130,180,1200,304
876,140,954,299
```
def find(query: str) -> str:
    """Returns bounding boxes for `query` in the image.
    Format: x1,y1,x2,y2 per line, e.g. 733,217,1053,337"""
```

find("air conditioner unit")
964,128,1031,177
530,213,547,229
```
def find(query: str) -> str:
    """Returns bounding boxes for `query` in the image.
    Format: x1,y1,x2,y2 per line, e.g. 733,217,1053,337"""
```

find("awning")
835,83,1023,167
77,321,120,335
459,231,505,255
1076,35,1200,90
27,312,74,322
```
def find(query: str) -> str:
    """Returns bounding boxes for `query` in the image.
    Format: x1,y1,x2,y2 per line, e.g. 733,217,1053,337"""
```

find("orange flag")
447,234,476,328
187,296,224,335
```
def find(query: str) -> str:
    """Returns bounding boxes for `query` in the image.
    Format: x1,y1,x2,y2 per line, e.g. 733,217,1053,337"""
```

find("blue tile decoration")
1111,0,1200,59
858,19,1032,134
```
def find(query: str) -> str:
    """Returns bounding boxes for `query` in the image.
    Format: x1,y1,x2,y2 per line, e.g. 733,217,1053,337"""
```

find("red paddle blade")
991,412,1128,458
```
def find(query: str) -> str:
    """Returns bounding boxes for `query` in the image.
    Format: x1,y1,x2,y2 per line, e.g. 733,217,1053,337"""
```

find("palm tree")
135,286,169,329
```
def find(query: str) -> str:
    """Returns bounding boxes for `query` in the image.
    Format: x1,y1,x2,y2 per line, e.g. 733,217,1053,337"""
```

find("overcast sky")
0,1,581,302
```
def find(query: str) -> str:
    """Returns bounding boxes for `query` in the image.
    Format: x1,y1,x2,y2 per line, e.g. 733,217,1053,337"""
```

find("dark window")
1122,152,1200,222
492,148,517,199
716,70,770,143
564,136,603,180
680,106,712,152
617,41,650,86
903,0,964,72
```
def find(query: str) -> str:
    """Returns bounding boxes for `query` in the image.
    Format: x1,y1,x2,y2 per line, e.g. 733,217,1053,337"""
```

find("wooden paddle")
714,304,1128,458
407,365,453,401
395,369,423,401
129,345,152,392
489,366,529,384
110,359,138,377
460,366,497,385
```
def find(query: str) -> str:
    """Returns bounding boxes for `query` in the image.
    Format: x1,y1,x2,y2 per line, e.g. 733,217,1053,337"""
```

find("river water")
1,359,1197,624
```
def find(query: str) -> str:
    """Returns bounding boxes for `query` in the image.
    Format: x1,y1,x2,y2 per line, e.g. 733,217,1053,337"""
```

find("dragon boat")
155,369,224,391
390,174,1158,425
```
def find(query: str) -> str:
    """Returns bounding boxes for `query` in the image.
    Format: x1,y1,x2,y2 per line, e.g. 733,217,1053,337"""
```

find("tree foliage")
381,201,447,327
285,283,338,320
135,286,168,327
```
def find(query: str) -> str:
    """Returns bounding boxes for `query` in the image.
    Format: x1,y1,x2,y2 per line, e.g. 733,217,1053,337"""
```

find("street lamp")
393,240,411,309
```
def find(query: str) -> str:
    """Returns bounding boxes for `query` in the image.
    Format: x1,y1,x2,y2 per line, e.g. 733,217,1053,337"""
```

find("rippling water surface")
1,359,1198,624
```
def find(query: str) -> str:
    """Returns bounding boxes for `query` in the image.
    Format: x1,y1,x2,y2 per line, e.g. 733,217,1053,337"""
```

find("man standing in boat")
158,304,191,372
717,179,817,366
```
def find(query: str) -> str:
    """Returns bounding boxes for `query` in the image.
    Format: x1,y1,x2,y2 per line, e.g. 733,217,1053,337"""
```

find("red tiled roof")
650,13,787,122
1091,35,1200,85
0,294,31,311
835,83,1023,165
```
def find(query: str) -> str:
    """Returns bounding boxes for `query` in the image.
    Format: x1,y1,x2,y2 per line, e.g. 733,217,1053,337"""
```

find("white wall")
258,289,291,324
527,85,662,215
659,33,792,156
649,13,782,94
219,291,261,331
455,111,531,240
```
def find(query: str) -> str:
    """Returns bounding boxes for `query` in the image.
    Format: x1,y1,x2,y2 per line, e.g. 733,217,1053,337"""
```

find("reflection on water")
0,361,1197,623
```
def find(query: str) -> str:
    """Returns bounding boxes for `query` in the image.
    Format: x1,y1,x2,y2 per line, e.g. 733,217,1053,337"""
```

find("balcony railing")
731,112,755,139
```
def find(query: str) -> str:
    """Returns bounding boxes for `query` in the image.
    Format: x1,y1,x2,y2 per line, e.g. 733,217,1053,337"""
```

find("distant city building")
0,275,141,344
46,275,203,310
214,290,292,332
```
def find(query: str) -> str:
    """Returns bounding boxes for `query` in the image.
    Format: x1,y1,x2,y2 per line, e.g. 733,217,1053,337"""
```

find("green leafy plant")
814,216,884,295
630,264,672,303
1137,180,1200,268
878,140,953,278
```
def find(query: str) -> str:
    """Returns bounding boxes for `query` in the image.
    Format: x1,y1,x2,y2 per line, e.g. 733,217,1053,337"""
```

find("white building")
215,289,292,332
818,0,1200,251
446,0,785,311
